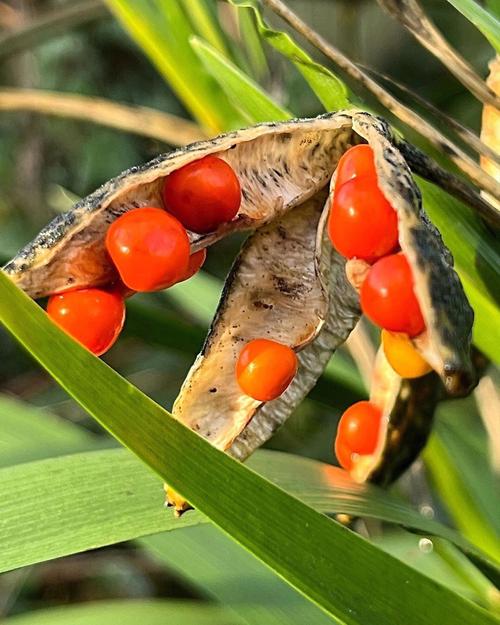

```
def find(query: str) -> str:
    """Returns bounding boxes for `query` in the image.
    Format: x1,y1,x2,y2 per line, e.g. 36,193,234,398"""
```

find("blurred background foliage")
0,0,499,623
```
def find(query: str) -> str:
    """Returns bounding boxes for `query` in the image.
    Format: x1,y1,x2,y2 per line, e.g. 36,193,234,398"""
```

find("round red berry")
47,288,125,356
336,401,382,456
105,207,190,292
335,144,377,189
328,176,399,261
360,253,425,337
163,156,241,234
236,339,298,402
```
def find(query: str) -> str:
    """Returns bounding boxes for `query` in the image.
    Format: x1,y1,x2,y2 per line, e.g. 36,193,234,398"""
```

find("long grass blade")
184,0,230,56
0,447,498,581
2,600,239,625
190,36,291,122
0,274,498,624
446,0,500,52
230,0,349,111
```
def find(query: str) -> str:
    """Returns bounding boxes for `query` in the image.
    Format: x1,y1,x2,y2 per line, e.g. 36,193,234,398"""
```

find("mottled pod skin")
2,111,475,510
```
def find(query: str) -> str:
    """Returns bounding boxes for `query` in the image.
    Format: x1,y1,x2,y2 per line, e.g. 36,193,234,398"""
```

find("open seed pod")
3,111,475,510
349,347,442,485
172,192,333,452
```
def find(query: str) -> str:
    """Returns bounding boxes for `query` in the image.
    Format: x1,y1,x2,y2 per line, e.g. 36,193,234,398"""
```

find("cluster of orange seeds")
46,145,434,470
328,145,432,470
47,156,240,355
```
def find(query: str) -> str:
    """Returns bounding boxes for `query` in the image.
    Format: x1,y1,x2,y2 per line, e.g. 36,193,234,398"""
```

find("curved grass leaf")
0,449,201,574
0,266,498,624
235,6,269,80
229,0,350,110
0,447,498,583
445,0,500,52
104,0,243,132
0,394,104,468
3,600,239,625
190,37,291,122
144,526,337,625
184,0,230,56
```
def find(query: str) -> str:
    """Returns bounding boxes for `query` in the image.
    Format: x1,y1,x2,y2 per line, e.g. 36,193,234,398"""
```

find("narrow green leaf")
143,526,335,625
424,429,500,563
190,37,292,123
3,600,239,625
0,394,91,449
183,0,230,56
445,0,500,52
236,7,269,80
1,274,498,624
0,394,103,468
1,448,498,583
0,449,199,573
229,0,350,110
104,0,242,132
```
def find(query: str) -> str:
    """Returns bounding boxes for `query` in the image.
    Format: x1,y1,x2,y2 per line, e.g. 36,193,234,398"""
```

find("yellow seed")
381,329,432,379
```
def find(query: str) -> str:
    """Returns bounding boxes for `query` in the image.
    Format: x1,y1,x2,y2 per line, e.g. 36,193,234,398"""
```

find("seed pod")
172,193,332,450
3,111,475,505
350,347,441,485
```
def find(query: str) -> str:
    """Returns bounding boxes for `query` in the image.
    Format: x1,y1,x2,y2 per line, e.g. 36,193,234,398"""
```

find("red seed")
328,176,399,262
360,253,426,337
163,156,241,234
336,401,382,456
335,144,377,189
105,207,190,292
236,339,298,402
47,288,125,356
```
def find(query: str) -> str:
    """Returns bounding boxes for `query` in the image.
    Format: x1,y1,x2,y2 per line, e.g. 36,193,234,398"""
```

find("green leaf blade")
3,600,239,625
0,259,498,624
229,0,350,111
445,0,500,52
190,36,292,123
104,0,243,132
